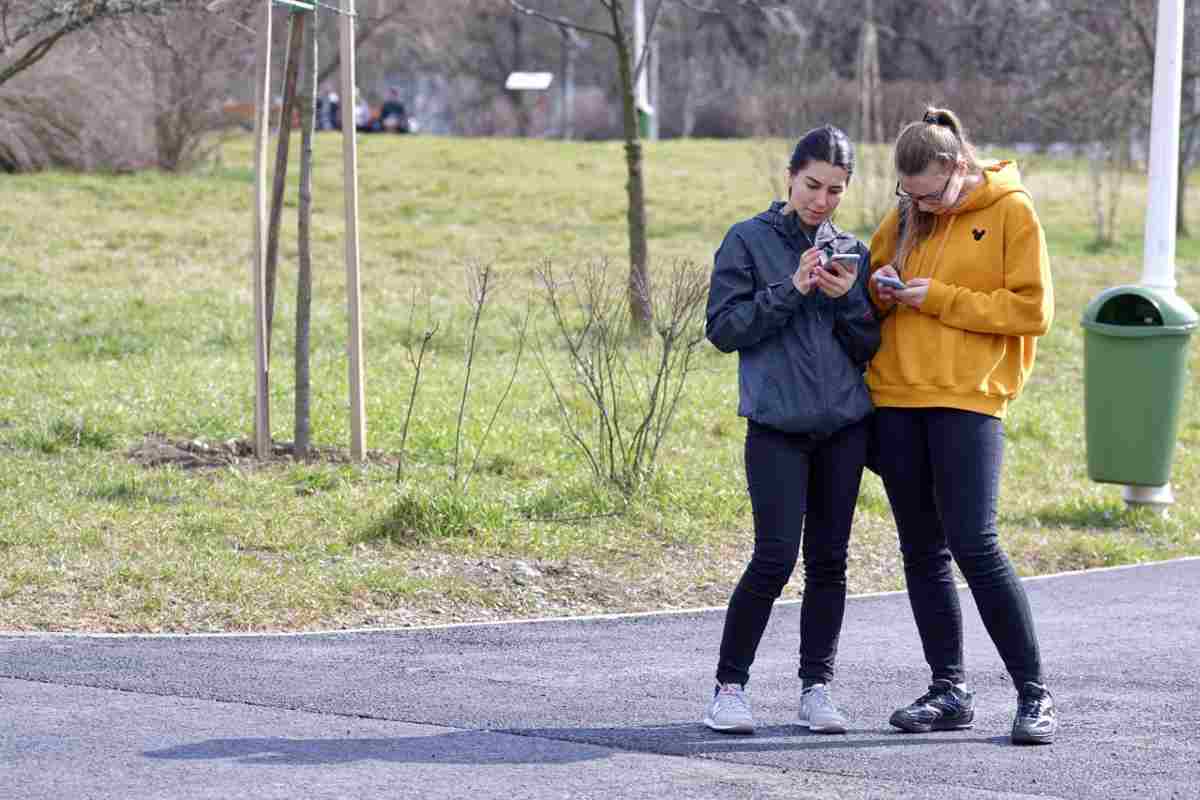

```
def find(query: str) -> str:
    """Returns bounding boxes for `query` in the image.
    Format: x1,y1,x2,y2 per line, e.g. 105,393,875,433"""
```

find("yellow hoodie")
867,160,1053,418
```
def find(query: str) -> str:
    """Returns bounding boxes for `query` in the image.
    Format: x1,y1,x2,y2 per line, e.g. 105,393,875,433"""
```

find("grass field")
1,134,1197,632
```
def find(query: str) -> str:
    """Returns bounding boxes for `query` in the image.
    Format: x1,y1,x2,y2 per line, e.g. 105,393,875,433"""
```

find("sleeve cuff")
920,280,949,315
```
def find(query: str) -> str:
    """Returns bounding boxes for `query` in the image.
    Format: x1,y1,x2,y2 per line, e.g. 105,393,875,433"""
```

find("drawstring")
928,214,956,276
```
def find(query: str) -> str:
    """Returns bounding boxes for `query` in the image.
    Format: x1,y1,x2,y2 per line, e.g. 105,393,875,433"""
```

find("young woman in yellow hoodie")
867,107,1057,745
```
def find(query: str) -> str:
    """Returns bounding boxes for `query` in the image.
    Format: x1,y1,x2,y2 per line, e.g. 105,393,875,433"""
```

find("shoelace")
914,685,946,707
804,686,837,714
716,685,750,714
1018,692,1049,719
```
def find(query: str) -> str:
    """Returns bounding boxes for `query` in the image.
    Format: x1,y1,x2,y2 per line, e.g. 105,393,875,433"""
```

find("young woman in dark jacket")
703,125,880,735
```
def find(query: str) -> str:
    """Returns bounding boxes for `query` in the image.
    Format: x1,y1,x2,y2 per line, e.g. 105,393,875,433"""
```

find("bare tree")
0,0,199,88
510,0,666,332
1024,0,1200,237
121,1,258,171
295,11,318,460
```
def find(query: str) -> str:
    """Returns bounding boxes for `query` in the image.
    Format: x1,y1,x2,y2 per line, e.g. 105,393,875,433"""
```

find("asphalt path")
3,558,1198,799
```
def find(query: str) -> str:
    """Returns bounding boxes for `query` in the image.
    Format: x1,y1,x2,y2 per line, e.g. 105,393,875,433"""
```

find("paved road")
3,558,1198,799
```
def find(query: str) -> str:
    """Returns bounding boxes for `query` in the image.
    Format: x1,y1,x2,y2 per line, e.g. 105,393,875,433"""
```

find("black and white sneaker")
889,679,975,733
1011,682,1057,745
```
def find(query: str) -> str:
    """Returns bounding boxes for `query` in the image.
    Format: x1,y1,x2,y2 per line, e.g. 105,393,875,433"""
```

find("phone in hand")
825,252,860,274
874,274,908,291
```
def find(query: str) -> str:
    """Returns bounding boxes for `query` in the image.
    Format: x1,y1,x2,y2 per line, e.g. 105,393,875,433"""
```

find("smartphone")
875,274,908,290
824,252,859,274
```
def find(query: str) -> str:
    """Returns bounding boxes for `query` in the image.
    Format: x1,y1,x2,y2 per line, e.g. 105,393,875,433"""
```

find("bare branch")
507,0,614,41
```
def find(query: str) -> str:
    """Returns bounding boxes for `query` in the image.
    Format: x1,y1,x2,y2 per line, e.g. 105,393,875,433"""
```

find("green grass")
0,134,1198,632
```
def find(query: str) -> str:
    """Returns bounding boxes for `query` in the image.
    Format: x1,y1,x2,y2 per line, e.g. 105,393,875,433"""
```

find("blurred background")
3,0,1197,175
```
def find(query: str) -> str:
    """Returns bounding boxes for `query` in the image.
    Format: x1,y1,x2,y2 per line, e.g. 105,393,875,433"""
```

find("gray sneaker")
798,683,848,733
703,683,755,734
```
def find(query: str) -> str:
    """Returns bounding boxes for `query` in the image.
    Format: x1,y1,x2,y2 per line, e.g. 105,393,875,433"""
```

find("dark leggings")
715,417,868,687
873,407,1042,691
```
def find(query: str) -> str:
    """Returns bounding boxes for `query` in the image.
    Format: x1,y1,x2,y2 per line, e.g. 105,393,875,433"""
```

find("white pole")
251,0,273,459
340,0,366,461
1141,0,1185,292
1126,0,1186,510
633,0,643,103
633,0,649,118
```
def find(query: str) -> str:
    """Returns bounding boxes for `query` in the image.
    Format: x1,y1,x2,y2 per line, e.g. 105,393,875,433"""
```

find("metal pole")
1141,0,1185,291
633,0,647,105
1126,0,1186,510
251,0,273,459
648,35,659,140
340,0,366,461
633,0,653,138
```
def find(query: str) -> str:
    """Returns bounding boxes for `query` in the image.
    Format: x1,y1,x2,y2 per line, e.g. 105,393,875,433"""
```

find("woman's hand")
814,254,856,299
871,264,901,304
894,278,930,308
791,247,823,295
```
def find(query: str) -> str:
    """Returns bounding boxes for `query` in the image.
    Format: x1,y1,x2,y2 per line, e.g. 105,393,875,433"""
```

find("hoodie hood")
954,160,1029,215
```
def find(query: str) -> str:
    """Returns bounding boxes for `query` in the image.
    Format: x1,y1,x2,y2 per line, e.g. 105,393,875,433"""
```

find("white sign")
505,72,554,91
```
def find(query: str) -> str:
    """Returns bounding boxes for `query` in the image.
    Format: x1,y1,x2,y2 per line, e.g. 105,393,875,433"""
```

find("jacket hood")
954,160,1029,215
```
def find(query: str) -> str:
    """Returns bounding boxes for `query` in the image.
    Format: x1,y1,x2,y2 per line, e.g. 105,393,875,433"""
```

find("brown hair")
893,106,981,271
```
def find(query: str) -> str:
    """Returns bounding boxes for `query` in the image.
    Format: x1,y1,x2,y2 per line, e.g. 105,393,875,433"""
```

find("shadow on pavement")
143,731,607,766
502,722,1012,755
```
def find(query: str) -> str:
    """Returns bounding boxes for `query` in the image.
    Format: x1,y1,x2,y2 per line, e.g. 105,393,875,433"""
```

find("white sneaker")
798,683,848,733
703,682,755,734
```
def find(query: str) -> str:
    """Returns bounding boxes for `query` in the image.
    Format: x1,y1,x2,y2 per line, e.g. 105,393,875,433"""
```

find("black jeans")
873,407,1042,690
715,417,868,687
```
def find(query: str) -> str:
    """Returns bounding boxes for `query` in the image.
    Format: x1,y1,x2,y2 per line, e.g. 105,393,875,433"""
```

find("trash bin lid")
1081,284,1198,337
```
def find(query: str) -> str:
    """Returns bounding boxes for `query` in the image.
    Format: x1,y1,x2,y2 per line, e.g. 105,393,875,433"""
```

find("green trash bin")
636,100,655,139
1081,285,1198,486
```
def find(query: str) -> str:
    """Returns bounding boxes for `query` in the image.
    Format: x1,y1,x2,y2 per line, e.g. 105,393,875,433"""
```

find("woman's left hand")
894,278,930,308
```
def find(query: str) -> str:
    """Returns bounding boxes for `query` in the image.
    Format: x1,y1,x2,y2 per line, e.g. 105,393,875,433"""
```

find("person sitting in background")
354,89,375,132
319,85,339,130
380,89,410,134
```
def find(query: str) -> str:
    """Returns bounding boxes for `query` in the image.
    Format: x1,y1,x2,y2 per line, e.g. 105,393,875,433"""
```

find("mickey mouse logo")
972,228,986,241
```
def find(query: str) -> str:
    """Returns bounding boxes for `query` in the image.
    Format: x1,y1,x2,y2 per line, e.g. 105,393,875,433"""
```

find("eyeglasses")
895,170,954,204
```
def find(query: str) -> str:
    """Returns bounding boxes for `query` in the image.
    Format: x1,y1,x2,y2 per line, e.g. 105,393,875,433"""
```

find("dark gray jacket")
706,202,880,437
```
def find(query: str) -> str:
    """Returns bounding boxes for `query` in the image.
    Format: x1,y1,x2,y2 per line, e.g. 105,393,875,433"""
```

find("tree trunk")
295,9,316,459
265,12,306,360
1178,138,1191,238
680,28,696,138
609,0,652,332
560,28,577,140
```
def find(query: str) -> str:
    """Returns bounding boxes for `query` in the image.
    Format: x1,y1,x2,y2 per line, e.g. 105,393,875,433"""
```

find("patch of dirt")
128,433,394,470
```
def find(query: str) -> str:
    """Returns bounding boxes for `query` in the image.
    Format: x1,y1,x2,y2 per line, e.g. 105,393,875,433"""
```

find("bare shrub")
1085,140,1133,248
452,263,531,492
572,86,620,141
0,3,253,173
0,38,152,172
536,257,709,496
0,87,107,173
118,2,256,172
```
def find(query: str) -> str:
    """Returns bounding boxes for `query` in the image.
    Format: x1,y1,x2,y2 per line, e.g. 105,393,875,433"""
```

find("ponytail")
893,106,980,270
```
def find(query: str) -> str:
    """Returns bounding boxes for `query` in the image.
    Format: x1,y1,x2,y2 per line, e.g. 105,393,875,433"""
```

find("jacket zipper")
797,228,829,430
